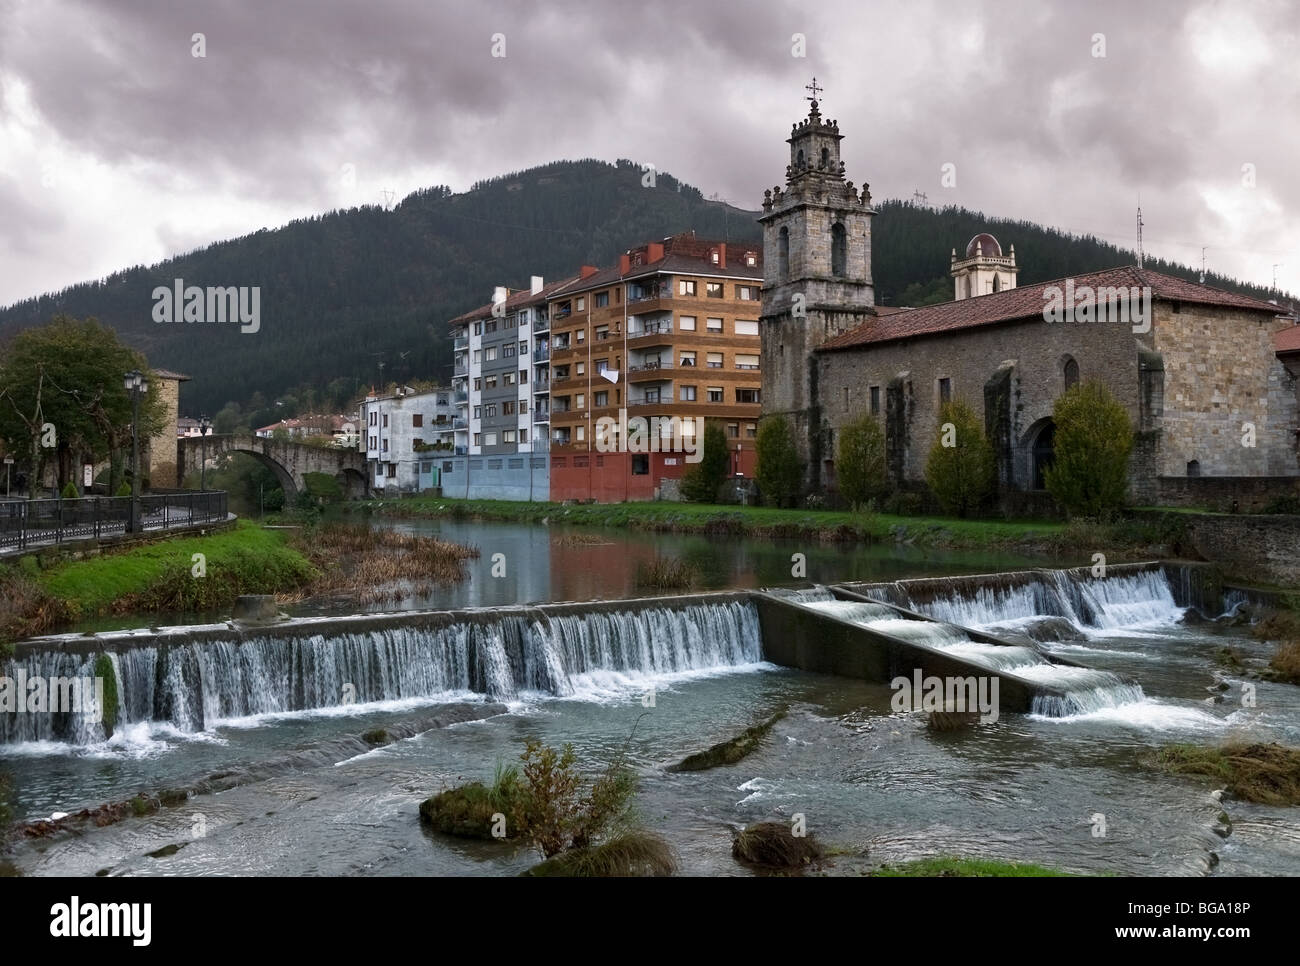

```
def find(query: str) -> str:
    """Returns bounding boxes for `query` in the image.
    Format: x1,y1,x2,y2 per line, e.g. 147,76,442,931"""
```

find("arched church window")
796,149,805,167
992,274,1001,293
820,147,829,168
778,227,790,279
1063,357,1079,390
831,223,846,277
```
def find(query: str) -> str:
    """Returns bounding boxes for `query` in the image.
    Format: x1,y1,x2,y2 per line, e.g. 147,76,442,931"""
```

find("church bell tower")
758,79,877,492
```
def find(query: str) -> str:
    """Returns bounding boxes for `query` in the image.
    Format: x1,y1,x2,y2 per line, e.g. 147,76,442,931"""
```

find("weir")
1,564,1214,746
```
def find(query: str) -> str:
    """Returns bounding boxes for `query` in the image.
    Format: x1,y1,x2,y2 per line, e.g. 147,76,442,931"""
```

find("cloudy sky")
1,0,1296,307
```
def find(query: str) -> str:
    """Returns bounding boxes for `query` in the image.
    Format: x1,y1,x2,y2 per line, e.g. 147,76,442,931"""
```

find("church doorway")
1032,421,1055,490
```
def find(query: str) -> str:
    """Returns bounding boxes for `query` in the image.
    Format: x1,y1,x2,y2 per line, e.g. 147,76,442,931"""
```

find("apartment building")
361,386,457,494
445,276,571,499
547,233,763,501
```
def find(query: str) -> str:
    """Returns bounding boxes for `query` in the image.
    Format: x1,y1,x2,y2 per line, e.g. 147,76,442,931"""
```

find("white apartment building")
360,386,457,494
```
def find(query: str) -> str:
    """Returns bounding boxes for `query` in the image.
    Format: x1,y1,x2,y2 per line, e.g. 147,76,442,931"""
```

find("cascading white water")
1,599,763,745
904,568,1183,632
802,595,1146,717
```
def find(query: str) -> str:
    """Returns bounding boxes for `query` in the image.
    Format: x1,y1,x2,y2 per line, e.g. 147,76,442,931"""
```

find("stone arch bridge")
179,434,368,499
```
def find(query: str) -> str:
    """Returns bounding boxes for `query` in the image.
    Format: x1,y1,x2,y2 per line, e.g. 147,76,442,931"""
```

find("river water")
3,521,1298,877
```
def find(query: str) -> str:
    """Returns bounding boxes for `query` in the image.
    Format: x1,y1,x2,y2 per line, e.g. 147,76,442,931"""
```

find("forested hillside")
0,158,1284,421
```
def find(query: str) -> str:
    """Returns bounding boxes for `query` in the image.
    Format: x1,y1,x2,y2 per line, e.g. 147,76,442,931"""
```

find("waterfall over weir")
1,598,762,746
849,565,1186,632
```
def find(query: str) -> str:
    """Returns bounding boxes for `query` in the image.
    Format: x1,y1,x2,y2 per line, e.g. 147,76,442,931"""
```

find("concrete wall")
1170,513,1300,587
437,453,549,501
1156,476,1300,512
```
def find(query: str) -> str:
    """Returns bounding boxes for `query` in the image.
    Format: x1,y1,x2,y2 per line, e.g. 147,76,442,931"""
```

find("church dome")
965,233,1002,258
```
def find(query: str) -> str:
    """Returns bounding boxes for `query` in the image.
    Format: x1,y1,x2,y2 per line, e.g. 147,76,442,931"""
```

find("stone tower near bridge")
759,83,877,492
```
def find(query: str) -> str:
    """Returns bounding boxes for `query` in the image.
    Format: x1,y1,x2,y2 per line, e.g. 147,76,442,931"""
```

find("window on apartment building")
503,430,516,444
706,317,723,332
503,343,516,357
615,288,621,304
519,399,528,414
680,385,697,401
483,404,495,418
576,425,586,442
474,406,482,419
486,376,497,389
505,372,515,385
473,322,482,335
503,401,515,416
595,325,609,341
382,414,388,427
368,411,377,426
727,423,739,438
679,279,696,296
707,387,723,403
473,378,482,391
382,439,389,451
485,320,497,333
737,388,760,404
706,282,724,298
412,414,423,428
519,341,527,354
474,350,482,364
595,391,608,407
710,249,720,265
368,435,377,450
938,378,952,404
576,393,585,409
387,463,396,478
679,315,696,331
632,454,649,475
412,437,423,450
576,362,585,376
746,423,757,438
520,369,528,384
735,319,759,336
706,352,723,369
575,296,585,311
735,353,759,370
595,292,609,308
680,350,696,367
745,252,757,267
485,432,497,446
576,328,585,343
870,386,880,415
520,428,528,444
473,433,482,445
485,347,497,361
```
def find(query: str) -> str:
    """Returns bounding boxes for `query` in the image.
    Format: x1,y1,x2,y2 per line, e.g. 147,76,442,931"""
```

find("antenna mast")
1136,207,1144,269
1200,246,1206,284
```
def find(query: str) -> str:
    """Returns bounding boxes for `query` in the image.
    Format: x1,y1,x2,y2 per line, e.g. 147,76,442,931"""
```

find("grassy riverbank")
348,495,1181,557
0,519,477,647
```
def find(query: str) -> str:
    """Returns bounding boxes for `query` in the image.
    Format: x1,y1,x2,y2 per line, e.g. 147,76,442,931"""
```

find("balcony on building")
453,335,469,351
627,280,669,305
628,358,675,381
629,389,673,407
454,389,468,403
551,429,572,446
551,399,570,414
453,363,468,377
533,344,550,362
533,311,550,333
628,316,673,344
453,417,468,429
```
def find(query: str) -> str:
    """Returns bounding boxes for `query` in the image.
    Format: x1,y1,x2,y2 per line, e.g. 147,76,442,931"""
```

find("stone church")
758,96,1300,509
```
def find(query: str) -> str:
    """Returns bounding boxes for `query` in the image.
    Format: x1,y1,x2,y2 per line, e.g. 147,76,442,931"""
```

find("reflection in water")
289,518,1065,616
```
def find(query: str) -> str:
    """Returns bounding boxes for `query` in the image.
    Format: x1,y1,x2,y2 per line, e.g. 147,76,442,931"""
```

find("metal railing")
0,490,228,553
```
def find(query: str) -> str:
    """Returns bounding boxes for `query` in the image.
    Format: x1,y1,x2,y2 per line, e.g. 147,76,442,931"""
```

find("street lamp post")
124,369,149,533
198,415,211,490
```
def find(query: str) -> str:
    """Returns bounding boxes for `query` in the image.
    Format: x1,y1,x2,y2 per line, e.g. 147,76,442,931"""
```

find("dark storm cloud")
0,0,1296,303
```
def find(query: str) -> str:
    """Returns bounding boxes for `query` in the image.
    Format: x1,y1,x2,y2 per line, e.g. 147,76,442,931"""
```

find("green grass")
36,520,316,613
352,496,1071,549
1152,742,1300,806
871,856,1075,877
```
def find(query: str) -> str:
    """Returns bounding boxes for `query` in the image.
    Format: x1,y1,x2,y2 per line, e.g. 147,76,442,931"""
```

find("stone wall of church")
1151,304,1299,477
815,316,1144,488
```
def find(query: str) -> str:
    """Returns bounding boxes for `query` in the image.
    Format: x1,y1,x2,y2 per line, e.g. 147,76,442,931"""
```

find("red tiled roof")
1277,325,1300,354
819,266,1287,352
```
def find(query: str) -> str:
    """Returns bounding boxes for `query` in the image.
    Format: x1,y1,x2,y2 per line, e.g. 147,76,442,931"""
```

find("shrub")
836,415,888,508
115,482,132,497
756,416,801,508
525,831,676,877
732,822,823,870
680,422,730,503
1044,380,1134,518
636,556,698,590
60,480,79,499
924,400,995,517
883,491,924,516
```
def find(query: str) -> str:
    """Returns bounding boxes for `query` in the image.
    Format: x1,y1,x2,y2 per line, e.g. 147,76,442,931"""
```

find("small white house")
361,387,457,494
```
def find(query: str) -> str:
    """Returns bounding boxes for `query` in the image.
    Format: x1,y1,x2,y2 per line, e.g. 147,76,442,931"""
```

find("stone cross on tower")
805,76,823,104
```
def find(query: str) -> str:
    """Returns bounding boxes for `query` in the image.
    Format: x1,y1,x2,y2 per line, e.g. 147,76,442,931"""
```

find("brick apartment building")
546,233,764,501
